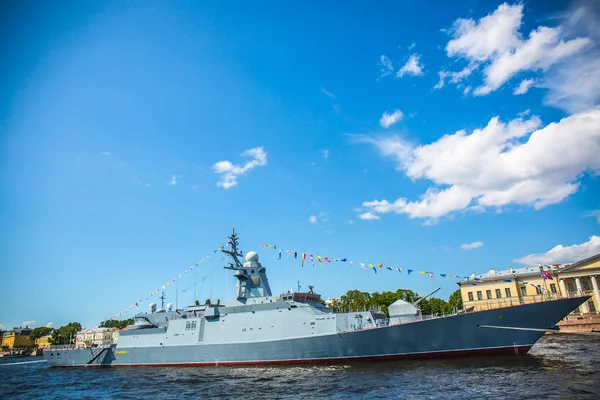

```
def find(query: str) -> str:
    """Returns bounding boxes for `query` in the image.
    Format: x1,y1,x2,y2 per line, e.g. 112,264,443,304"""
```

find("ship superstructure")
44,230,590,367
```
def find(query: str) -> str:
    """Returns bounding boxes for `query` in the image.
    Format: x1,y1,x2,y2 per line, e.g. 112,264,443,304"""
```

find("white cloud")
461,241,484,250
0,323,4,330
513,78,536,95
447,3,523,61
359,212,380,220
584,210,600,224
434,65,477,90
408,42,416,50
100,151,111,156
320,149,330,159
23,320,36,326
212,147,267,189
320,87,336,99
349,134,413,167
169,175,181,186
539,3,600,113
379,55,394,78
397,54,424,77
356,107,600,222
46,322,54,328
379,110,404,128
517,109,531,117
442,3,592,96
514,235,600,266
309,215,317,224
541,51,600,113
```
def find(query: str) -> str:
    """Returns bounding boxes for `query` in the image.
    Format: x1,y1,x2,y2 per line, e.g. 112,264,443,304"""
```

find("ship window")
476,291,483,301
495,289,502,298
550,284,557,293
486,290,492,300
505,288,512,298
467,292,474,301
251,269,255,273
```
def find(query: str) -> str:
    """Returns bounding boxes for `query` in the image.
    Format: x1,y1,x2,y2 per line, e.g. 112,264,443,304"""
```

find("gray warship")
44,230,589,367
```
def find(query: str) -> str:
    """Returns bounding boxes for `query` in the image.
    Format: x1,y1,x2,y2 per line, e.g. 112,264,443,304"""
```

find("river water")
1,335,598,399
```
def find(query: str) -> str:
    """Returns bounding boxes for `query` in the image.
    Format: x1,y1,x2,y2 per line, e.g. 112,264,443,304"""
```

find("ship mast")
222,228,244,269
221,229,272,299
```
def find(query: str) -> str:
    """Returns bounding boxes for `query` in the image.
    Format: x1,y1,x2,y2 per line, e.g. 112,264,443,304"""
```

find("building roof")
3,327,33,336
458,252,600,286
556,253,600,273
458,264,567,285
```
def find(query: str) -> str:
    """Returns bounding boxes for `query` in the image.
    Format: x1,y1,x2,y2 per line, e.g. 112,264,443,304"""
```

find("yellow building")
555,253,600,314
35,335,52,350
1,327,34,349
75,328,120,349
458,253,600,316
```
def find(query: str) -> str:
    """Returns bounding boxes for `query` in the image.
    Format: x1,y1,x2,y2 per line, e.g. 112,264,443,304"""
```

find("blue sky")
1,0,599,330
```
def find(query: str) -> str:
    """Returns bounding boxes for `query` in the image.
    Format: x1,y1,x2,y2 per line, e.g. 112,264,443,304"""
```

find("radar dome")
149,303,157,313
167,303,173,311
245,251,259,262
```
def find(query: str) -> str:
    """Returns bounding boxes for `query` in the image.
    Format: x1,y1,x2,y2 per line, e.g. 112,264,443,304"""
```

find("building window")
505,288,512,298
486,290,492,300
495,289,502,298
477,291,483,301
550,284,557,293
535,286,542,295
468,292,474,301
520,286,528,296
567,282,575,292
582,280,591,291
589,301,597,313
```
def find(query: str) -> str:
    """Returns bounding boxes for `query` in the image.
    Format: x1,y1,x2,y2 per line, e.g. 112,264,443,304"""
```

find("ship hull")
44,296,588,367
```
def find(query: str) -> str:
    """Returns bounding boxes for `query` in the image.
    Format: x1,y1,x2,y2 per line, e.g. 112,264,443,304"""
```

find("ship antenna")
222,228,243,269
159,291,166,309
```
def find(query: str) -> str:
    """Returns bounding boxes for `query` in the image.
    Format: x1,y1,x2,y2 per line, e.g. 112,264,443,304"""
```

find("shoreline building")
35,335,52,350
458,253,600,316
75,328,120,349
1,327,34,350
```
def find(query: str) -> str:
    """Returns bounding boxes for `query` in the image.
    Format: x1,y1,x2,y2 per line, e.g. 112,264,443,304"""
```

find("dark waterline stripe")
51,345,533,368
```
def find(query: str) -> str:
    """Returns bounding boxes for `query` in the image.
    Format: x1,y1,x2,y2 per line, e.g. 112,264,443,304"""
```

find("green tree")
99,319,134,329
49,322,82,345
29,327,54,341
330,287,461,316
448,289,463,312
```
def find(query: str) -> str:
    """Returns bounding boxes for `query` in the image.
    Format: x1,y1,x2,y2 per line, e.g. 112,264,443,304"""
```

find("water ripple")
1,335,599,399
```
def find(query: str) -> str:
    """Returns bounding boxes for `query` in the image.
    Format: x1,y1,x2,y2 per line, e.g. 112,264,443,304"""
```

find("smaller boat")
2,349,31,358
